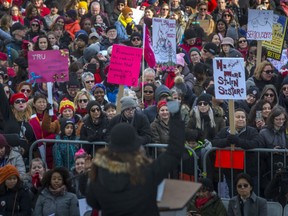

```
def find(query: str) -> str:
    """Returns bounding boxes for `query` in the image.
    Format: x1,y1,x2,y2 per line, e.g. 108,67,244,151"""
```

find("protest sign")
131,8,144,25
107,44,142,87
263,15,287,60
27,50,69,83
247,9,273,41
268,49,288,71
213,58,246,100
152,18,176,66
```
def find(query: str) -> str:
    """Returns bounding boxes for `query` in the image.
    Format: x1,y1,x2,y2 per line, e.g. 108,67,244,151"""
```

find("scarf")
195,196,212,209
36,112,44,122
48,185,66,196
118,15,134,29
194,107,216,129
76,107,87,117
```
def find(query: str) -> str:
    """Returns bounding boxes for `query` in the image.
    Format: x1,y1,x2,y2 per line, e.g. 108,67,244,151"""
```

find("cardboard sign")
107,44,142,86
213,58,246,100
263,15,288,60
247,9,273,41
268,49,288,71
215,149,244,170
28,50,69,83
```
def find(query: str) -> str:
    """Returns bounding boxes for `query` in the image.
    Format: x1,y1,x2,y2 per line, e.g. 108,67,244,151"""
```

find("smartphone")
256,110,262,121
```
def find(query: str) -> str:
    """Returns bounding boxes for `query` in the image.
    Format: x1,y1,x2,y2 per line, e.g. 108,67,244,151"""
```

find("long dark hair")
34,34,53,51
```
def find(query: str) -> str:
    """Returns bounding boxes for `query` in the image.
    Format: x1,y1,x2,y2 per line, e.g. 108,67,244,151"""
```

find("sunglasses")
162,8,169,10
283,87,288,91
263,1,269,4
224,14,231,17
78,99,88,103
144,90,153,94
15,99,26,104
237,184,249,189
90,107,100,112
20,89,31,93
85,80,94,84
263,70,273,74
199,8,207,11
32,24,39,27
132,37,141,42
198,102,208,106
264,93,274,97
238,40,247,43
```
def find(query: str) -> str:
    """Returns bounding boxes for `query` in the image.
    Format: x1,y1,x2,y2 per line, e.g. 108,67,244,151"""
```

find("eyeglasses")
264,93,274,97
132,37,141,42
263,70,273,74
32,24,39,27
20,89,31,93
85,80,95,84
198,102,208,106
144,90,153,94
78,99,88,103
237,184,249,189
223,14,231,17
238,40,247,43
199,8,207,11
14,99,26,104
90,107,100,112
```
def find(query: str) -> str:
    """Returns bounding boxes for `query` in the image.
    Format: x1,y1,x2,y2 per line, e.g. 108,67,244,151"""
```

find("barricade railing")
202,147,288,198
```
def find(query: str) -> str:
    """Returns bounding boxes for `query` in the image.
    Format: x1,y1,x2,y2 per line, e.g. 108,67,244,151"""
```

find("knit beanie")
9,93,28,105
66,73,80,89
0,52,7,61
189,47,201,56
186,0,197,8
106,25,117,33
86,100,101,113
0,165,20,185
185,129,200,141
66,10,77,21
155,85,171,102
247,86,260,99
78,1,88,11
74,148,87,160
176,53,185,67
59,98,75,114
120,96,137,112
91,83,106,94
199,178,214,192
197,93,212,106
77,33,89,44
14,57,28,69
203,42,219,55
109,123,139,152
174,76,187,95
157,100,167,112
59,118,75,136
184,29,197,40
121,6,133,17
148,0,157,4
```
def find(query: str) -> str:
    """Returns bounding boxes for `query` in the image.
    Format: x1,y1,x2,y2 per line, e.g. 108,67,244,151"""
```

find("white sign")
268,49,288,71
152,18,176,65
213,58,246,100
247,9,273,41
78,198,92,216
131,8,144,25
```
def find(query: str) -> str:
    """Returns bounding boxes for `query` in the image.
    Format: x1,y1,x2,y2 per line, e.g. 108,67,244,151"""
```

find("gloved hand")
46,103,53,112
227,134,239,145
126,23,133,35
32,173,41,189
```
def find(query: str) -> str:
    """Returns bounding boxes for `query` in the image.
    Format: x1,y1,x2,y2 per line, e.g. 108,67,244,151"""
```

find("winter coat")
65,20,81,40
86,114,185,216
33,187,80,216
150,117,169,144
246,74,282,93
187,193,227,216
1,149,26,177
114,19,129,42
0,186,32,216
227,192,267,216
259,84,279,107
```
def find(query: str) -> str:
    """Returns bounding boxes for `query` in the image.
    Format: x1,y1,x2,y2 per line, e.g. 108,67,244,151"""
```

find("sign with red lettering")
213,58,246,100
27,50,69,83
247,9,273,41
107,44,142,86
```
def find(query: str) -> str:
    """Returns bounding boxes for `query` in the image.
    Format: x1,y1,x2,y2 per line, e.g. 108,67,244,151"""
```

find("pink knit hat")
176,53,185,67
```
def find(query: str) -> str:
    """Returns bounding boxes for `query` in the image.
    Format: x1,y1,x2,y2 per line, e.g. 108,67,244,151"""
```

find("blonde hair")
74,91,92,110
253,60,274,80
12,105,32,122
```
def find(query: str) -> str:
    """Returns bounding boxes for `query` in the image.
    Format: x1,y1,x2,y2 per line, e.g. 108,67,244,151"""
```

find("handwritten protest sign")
213,58,246,100
268,49,288,71
107,44,142,86
247,9,273,41
28,50,69,83
152,18,176,66
263,15,287,60
131,8,144,25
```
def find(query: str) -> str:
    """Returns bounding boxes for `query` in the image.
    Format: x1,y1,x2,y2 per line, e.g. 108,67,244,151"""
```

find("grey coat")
227,192,267,216
33,188,80,216
5,148,26,177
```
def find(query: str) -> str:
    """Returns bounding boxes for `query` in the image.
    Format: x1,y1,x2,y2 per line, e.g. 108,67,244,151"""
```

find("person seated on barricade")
180,129,211,182
186,178,227,216
85,103,185,215
53,118,79,169
265,163,288,207
22,158,47,208
228,173,267,216
212,108,260,196
80,100,109,155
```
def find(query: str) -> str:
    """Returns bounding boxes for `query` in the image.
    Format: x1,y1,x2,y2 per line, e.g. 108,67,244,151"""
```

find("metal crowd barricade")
202,147,288,197
144,143,199,182
28,139,107,169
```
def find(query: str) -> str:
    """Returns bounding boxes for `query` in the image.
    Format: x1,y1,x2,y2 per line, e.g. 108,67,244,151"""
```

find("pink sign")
28,50,69,83
107,45,142,86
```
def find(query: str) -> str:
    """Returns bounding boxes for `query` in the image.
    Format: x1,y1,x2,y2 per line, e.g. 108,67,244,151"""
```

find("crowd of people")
0,0,288,215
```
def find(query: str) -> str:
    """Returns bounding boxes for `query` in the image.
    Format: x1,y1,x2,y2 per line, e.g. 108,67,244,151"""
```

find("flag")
143,25,156,68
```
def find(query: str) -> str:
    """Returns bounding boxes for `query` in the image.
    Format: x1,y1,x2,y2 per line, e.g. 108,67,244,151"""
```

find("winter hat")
186,0,197,8
203,42,218,55
0,52,7,61
75,148,87,160
30,18,41,26
120,96,137,112
0,165,20,185
0,134,9,148
10,22,26,34
141,2,150,7
189,47,201,56
75,30,88,38
10,93,28,105
77,33,89,44
117,0,126,4
185,129,201,141
78,1,88,11
106,25,117,33
226,27,238,40
157,100,167,112
60,118,75,135
155,85,171,102
86,100,101,113
148,0,157,4
199,178,214,192
66,10,78,21
247,86,260,99
221,37,234,48
184,29,197,40
67,73,80,89
122,6,133,17
50,1,59,9
91,83,106,93
14,57,28,69
109,123,139,152
83,46,98,62
59,98,75,114
89,32,101,39
176,53,185,67
197,93,212,106
130,32,142,41
174,76,187,95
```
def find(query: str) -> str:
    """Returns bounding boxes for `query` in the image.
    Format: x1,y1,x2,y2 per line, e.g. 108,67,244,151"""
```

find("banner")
247,9,273,41
213,58,246,100
152,18,176,66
